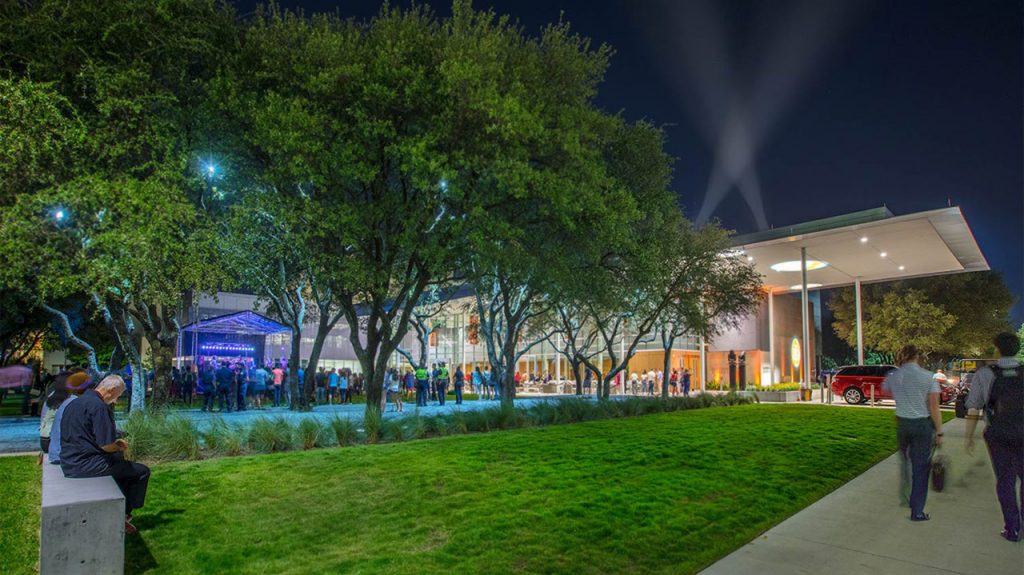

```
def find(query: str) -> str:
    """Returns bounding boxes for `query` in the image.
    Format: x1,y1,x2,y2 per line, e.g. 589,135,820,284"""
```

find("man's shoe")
1000,529,1020,542
910,513,930,522
124,519,138,535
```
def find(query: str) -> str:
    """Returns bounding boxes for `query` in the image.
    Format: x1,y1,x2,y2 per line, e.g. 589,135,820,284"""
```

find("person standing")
883,345,944,522
339,370,350,404
404,368,415,400
453,365,465,405
437,362,450,406
964,332,1024,542
315,367,327,404
215,362,235,413
415,365,429,407
181,365,195,407
250,364,268,409
682,369,692,397
584,370,593,396
201,363,216,412
271,363,284,408
669,369,679,396
472,367,484,399
389,369,403,413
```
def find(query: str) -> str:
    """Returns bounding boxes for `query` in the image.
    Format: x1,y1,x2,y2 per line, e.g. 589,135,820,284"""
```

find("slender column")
800,248,811,389
768,291,775,385
699,332,707,391
855,277,864,365
555,334,561,382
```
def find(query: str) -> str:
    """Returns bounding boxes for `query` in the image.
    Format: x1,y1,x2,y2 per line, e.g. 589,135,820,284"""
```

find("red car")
832,365,956,404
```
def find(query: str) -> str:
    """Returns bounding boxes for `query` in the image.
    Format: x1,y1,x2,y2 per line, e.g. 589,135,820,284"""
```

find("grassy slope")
0,456,40,575
121,405,899,575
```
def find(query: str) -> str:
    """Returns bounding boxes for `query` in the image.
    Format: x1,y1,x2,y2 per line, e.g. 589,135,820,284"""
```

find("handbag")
931,447,949,492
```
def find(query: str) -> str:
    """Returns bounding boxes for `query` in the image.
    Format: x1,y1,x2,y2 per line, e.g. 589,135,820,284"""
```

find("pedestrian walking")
682,369,691,397
964,332,1024,542
883,345,944,522
437,362,450,406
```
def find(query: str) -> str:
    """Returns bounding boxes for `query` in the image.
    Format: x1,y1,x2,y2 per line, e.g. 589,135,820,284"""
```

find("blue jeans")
897,416,934,517
437,383,447,406
272,386,282,407
454,384,463,404
237,383,248,410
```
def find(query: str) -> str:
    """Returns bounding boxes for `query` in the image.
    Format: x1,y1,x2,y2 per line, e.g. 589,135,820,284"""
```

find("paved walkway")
700,417,1024,575
0,395,573,453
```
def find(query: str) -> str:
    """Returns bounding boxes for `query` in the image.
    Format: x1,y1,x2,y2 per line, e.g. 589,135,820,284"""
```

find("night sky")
242,0,1024,324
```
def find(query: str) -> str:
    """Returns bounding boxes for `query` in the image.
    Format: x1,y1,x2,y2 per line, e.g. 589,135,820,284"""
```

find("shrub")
203,417,248,456
381,417,406,442
329,416,360,446
297,418,325,450
249,417,294,453
363,408,383,444
155,416,201,460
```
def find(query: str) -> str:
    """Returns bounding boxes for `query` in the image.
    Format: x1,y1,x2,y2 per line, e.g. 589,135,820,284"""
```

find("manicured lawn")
3,404,918,574
0,456,40,575
121,404,899,574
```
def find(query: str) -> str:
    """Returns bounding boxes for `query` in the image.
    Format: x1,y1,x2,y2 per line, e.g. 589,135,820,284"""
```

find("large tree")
0,0,234,408
830,271,1015,360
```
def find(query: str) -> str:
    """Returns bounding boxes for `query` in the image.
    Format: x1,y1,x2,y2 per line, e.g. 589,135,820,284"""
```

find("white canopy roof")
731,206,989,294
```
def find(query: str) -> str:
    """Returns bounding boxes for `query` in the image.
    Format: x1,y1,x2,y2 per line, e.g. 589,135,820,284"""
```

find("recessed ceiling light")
860,237,868,243
789,283,823,290
880,252,887,258
770,260,829,272
899,265,905,271
747,256,754,262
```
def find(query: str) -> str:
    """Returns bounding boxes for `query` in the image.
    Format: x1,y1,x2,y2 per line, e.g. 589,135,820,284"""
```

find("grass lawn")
4,404,917,574
0,456,40,575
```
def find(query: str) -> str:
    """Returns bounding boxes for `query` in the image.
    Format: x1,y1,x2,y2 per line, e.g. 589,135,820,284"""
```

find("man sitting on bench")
59,374,150,535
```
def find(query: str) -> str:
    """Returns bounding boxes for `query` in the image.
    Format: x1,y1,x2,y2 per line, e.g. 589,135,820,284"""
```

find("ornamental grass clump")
153,416,201,461
329,415,360,446
249,417,294,453
363,408,383,444
297,418,325,450
381,417,406,442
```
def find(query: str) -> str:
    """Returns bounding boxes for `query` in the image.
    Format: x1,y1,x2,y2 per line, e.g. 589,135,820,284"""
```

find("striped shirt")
883,362,939,419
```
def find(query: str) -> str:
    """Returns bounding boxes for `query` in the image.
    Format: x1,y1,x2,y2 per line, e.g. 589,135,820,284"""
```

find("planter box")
742,390,802,403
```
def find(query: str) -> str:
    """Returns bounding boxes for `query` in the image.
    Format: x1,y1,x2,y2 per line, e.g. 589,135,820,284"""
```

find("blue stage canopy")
180,310,289,336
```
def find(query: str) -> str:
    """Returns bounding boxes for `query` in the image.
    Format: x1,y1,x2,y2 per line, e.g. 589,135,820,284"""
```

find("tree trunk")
41,304,100,376
287,324,302,410
571,361,583,395
661,336,674,399
302,314,338,408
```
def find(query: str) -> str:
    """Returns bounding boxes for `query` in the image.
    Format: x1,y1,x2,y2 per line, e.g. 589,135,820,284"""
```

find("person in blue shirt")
339,371,349,404
328,369,339,404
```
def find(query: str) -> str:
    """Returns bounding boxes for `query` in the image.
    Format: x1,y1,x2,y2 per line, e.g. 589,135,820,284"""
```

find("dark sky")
242,0,1024,324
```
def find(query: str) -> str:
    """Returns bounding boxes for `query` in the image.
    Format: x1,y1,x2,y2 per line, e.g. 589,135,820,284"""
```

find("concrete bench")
41,463,124,575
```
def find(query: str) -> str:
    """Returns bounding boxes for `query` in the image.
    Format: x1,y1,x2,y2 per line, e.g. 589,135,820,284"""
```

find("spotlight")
880,252,887,258
860,236,868,243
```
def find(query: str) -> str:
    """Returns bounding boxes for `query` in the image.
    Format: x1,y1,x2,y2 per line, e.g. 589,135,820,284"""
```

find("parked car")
832,365,897,404
831,364,956,405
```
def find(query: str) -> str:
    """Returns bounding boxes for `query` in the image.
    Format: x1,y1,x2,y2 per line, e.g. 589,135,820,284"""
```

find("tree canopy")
829,271,1015,360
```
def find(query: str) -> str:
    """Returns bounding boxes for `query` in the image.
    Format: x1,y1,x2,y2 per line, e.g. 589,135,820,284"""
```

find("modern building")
176,206,988,390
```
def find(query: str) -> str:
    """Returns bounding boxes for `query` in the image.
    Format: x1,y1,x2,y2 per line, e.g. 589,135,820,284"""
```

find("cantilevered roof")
180,310,290,335
731,206,989,294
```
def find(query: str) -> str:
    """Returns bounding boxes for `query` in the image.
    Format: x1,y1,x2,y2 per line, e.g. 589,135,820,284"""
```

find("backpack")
984,364,1024,446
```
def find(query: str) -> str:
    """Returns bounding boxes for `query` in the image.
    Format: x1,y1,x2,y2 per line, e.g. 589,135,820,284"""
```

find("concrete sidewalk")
701,417,1023,575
